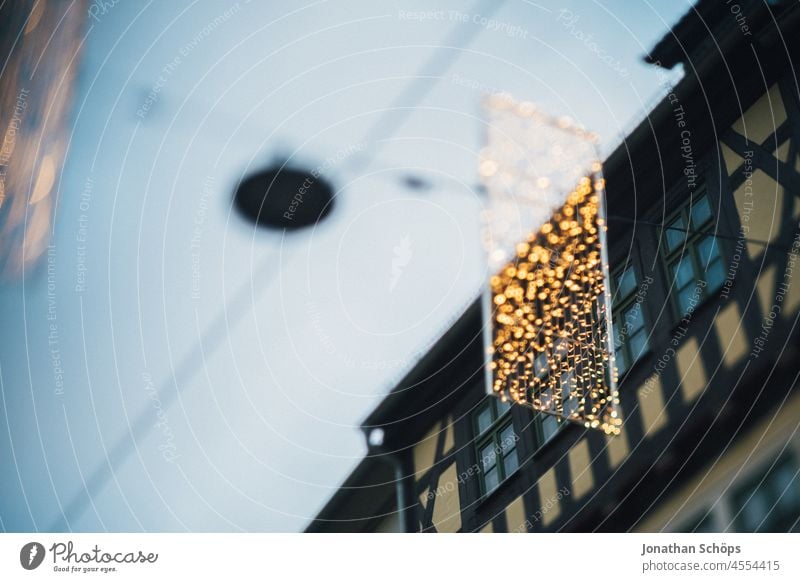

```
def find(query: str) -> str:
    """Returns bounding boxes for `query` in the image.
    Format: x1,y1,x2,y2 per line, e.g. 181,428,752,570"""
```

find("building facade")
307,0,800,533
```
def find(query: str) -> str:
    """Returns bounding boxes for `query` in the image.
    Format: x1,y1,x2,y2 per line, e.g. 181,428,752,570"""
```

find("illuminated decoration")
480,94,621,435
0,1,84,280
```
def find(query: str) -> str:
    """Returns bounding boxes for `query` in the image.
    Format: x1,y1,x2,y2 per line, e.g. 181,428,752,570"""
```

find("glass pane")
503,450,519,475
690,195,712,227
483,467,500,493
495,398,512,417
499,424,516,454
673,255,695,288
613,320,624,349
628,329,649,362
534,352,549,378
740,489,769,532
476,405,493,435
624,304,644,334
666,215,687,252
541,414,560,442
615,267,636,301
698,236,721,268
560,371,574,398
553,338,569,359
564,397,579,417
775,463,800,508
480,443,497,471
540,387,553,410
732,455,800,532
677,286,695,314
559,371,576,416
706,258,725,292
760,461,800,530
615,347,629,375
772,464,799,511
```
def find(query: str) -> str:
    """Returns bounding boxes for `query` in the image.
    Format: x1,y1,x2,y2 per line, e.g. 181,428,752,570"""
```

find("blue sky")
0,0,690,531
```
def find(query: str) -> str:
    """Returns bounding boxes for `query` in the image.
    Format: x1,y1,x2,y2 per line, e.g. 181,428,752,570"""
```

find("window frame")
524,338,576,448
730,452,800,533
533,411,568,447
660,187,726,319
611,261,650,377
472,398,519,497
670,451,800,533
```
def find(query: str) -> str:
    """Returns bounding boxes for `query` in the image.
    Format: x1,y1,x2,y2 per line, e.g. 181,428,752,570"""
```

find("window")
669,452,800,533
538,413,565,444
612,264,649,375
473,398,518,495
661,191,726,314
528,341,573,444
731,453,800,532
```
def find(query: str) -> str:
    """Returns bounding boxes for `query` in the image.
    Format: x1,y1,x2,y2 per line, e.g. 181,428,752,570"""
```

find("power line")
346,0,506,173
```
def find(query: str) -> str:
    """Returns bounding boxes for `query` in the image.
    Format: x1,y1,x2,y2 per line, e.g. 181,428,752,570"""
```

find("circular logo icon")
20,542,45,570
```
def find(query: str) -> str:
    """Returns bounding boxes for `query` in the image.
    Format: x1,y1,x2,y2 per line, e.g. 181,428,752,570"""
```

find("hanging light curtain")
480,94,621,435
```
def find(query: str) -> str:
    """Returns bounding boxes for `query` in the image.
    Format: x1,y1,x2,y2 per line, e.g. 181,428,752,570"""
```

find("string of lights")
488,177,621,434
481,95,621,435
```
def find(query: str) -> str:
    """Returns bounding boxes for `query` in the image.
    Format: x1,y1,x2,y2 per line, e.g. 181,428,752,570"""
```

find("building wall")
372,511,402,533
636,391,800,532
413,415,462,532
439,74,800,533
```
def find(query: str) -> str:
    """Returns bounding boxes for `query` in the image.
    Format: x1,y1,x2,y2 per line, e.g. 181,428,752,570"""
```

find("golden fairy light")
481,94,621,435
0,2,83,280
